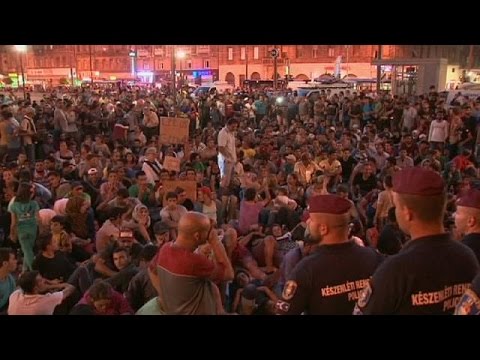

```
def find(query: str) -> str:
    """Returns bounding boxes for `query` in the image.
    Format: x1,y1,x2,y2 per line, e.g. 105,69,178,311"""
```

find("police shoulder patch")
454,290,480,315
282,280,298,300
357,282,372,309
275,300,290,313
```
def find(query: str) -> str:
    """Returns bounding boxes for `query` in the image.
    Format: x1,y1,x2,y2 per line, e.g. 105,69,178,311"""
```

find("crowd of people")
0,81,480,315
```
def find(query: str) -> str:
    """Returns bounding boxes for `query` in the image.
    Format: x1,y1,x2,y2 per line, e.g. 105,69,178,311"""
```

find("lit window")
254,47,259,59
241,47,246,60
228,48,233,61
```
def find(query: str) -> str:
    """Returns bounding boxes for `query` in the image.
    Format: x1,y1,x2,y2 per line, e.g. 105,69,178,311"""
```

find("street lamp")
176,50,186,88
15,45,27,100
129,49,137,81
171,47,187,107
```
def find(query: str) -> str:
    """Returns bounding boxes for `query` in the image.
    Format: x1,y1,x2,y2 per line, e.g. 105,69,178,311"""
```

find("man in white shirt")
217,118,238,188
401,102,417,132
8,271,75,315
20,106,37,162
142,147,163,185
428,112,449,150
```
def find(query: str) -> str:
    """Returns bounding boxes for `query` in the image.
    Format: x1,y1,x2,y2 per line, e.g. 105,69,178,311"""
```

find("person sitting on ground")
95,207,126,254
233,224,283,275
74,280,133,315
151,221,170,247
124,204,152,244
125,244,159,312
32,235,77,284
94,228,143,281
8,270,75,315
159,192,187,240
194,187,219,225
104,247,138,294
232,282,279,315
238,186,271,236
0,248,18,314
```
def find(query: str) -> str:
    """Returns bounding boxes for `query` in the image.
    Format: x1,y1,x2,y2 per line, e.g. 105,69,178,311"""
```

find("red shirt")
453,155,472,172
151,242,226,283
78,289,134,315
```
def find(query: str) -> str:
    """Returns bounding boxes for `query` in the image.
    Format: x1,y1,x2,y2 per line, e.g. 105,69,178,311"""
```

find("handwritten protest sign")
160,117,189,144
161,180,197,206
163,156,181,172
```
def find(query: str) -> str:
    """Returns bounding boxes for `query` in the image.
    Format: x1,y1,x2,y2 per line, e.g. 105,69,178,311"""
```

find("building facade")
0,45,477,89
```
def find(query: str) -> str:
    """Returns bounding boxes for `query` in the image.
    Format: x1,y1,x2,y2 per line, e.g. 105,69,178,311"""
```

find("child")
50,215,90,264
50,215,73,254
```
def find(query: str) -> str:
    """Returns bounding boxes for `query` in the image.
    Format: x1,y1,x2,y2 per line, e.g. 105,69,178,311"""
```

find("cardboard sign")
163,156,181,172
161,180,197,206
160,117,189,144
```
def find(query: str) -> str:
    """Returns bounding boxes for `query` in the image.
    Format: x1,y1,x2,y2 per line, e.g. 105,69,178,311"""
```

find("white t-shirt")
217,127,236,163
8,290,64,315
202,202,217,223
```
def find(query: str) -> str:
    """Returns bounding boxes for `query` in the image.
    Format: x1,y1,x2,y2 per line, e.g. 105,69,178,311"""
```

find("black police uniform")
354,234,480,315
455,272,480,315
461,233,480,264
275,241,384,315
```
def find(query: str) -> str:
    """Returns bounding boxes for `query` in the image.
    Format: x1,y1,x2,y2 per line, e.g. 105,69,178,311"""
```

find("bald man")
148,212,234,315
355,167,479,315
455,189,480,263
275,194,384,315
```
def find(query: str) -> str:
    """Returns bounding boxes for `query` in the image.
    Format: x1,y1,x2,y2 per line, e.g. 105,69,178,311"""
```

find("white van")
297,83,353,99
446,89,480,107
191,82,234,98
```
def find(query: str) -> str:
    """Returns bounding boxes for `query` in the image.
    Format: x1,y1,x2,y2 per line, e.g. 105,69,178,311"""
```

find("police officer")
354,167,480,315
454,188,480,263
275,194,384,315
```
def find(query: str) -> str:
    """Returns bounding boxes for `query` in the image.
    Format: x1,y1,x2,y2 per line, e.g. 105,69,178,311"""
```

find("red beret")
392,167,444,196
457,189,480,210
308,194,352,215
